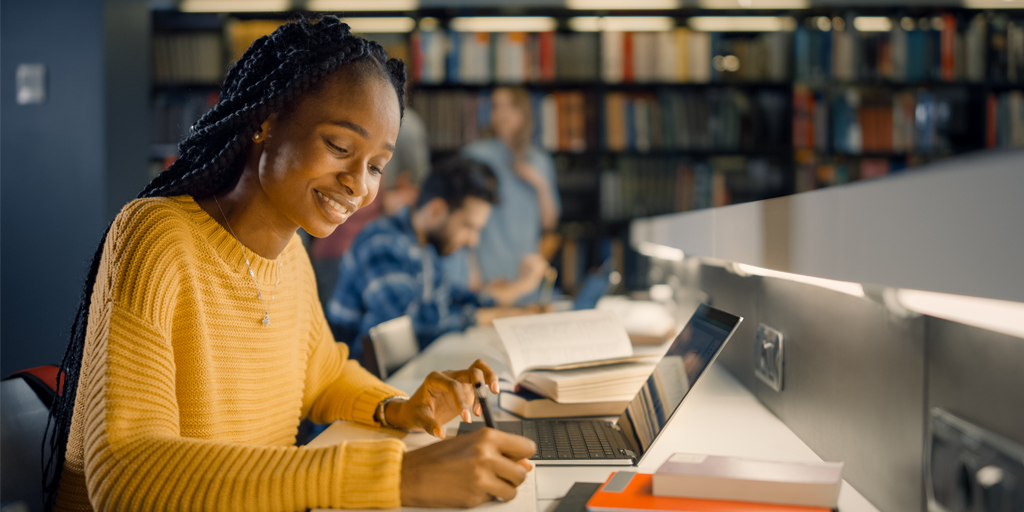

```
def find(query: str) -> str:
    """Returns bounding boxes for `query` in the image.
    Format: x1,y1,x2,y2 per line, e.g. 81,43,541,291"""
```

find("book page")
493,310,633,378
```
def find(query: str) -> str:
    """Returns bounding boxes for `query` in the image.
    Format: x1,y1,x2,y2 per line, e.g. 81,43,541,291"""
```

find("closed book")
587,472,830,512
652,454,842,509
499,389,629,419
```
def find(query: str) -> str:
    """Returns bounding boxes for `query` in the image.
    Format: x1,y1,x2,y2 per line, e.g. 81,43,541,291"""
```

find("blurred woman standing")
454,87,558,297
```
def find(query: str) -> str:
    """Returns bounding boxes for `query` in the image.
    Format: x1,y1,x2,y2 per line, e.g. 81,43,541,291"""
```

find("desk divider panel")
697,264,926,512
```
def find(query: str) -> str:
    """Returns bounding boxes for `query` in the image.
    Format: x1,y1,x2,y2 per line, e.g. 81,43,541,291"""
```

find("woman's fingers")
428,371,475,422
489,452,529,489
469,360,500,394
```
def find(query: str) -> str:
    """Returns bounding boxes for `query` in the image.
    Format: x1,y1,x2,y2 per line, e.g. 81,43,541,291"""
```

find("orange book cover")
587,473,832,512
941,14,957,82
623,32,634,83
540,31,556,82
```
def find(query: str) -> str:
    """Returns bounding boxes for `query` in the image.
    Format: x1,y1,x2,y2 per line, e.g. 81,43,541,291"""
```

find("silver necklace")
214,196,282,327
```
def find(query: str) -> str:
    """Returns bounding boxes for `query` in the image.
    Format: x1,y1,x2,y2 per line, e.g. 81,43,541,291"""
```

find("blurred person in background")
446,87,560,301
328,158,548,361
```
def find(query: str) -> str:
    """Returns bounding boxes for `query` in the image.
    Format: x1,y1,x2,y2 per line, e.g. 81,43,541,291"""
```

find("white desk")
311,327,879,512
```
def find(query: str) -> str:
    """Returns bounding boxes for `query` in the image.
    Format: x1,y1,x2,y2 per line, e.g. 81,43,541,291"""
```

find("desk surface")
312,327,879,512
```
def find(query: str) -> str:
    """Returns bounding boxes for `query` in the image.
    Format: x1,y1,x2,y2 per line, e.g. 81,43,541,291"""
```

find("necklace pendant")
262,312,271,327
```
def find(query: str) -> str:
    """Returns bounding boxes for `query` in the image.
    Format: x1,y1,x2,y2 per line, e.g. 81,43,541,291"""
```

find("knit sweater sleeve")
77,201,405,512
303,294,408,426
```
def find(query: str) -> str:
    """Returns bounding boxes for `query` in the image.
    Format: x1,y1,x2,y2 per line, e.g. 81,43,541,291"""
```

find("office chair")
2,365,60,512
365,316,419,380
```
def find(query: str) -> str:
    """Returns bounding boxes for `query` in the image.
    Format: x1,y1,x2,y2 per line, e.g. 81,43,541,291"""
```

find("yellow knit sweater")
54,196,407,512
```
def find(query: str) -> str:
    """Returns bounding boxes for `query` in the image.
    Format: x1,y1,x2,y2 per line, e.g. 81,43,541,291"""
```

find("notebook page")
493,310,634,378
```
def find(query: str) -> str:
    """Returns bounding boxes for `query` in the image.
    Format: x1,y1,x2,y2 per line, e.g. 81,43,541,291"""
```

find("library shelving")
149,8,1024,288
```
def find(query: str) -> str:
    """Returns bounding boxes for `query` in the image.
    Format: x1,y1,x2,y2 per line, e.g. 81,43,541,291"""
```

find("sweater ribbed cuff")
350,384,408,427
331,438,405,509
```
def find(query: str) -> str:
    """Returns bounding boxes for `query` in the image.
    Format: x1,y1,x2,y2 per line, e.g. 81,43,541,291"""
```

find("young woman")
450,87,559,295
45,18,533,512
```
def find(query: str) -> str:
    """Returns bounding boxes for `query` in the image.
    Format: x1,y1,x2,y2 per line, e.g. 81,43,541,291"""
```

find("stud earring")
253,132,263,142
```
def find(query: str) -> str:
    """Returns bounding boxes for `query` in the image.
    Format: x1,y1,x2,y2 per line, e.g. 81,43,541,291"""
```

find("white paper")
493,310,634,379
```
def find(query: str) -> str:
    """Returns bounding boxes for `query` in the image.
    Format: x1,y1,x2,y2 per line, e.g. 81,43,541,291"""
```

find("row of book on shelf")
412,29,790,85
151,14,1023,86
598,156,789,221
411,88,789,154
796,13,1024,84
793,86,1024,155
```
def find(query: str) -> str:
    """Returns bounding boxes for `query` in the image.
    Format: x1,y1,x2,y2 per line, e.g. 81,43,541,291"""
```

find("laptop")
458,303,743,466
572,258,615,310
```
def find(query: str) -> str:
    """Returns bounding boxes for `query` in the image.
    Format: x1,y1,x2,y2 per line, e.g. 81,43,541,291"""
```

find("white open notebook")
492,310,637,379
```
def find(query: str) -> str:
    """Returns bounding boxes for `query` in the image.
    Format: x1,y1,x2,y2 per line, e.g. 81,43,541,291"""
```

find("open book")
493,310,659,404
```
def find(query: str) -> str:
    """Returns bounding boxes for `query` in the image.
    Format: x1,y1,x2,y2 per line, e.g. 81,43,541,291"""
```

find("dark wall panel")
1,0,108,375
927,319,1024,446
756,278,925,512
0,0,149,376
698,264,926,512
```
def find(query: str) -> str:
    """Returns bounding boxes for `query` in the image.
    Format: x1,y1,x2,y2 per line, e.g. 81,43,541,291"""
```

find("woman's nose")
338,165,370,199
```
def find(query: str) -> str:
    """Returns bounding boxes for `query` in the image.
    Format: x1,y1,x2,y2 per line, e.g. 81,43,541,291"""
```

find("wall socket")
927,408,1024,512
754,323,784,392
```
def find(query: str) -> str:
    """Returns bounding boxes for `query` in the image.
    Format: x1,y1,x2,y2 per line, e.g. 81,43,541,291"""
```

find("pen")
474,382,495,429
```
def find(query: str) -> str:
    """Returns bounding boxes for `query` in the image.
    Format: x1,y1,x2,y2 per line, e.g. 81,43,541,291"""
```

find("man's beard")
425,228,453,256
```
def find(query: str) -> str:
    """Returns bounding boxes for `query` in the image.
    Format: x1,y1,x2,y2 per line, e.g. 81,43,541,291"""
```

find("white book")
653,453,843,509
601,31,624,84
655,31,677,83
493,310,636,380
687,31,711,84
540,94,559,151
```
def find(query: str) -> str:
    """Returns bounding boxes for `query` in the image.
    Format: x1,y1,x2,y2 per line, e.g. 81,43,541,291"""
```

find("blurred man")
327,158,548,359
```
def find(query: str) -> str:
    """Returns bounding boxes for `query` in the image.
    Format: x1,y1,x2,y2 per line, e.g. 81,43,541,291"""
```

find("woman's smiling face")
255,65,401,238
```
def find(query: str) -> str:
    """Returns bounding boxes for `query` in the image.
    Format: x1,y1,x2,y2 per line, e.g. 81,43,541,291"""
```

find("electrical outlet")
754,323,783,392
927,408,1024,512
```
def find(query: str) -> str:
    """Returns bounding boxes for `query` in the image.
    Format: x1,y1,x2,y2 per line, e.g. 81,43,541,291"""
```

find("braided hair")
42,16,406,510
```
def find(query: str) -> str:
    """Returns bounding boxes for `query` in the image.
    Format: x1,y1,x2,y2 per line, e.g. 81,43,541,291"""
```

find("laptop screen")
615,304,742,461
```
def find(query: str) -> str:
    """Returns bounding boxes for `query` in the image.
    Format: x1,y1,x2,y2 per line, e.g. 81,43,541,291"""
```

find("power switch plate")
927,408,1024,512
754,323,783,392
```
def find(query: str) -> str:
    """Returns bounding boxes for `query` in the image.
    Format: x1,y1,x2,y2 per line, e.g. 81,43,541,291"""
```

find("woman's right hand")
400,427,537,508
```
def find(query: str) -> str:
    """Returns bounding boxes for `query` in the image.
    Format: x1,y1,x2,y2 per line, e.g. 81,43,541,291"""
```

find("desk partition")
630,151,1024,512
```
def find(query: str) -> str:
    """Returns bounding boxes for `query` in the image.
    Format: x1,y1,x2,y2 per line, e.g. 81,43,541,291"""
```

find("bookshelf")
149,7,1024,289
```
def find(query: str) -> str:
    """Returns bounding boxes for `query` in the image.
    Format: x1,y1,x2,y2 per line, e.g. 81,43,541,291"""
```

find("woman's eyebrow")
329,120,396,152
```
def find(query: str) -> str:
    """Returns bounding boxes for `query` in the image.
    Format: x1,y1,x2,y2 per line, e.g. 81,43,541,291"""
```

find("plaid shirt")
326,208,491,358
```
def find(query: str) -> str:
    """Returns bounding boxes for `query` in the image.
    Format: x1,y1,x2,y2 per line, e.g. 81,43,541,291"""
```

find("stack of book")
583,455,843,512
492,311,658,419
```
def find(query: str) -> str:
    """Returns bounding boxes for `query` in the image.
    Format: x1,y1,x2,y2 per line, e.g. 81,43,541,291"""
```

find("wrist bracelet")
376,396,409,429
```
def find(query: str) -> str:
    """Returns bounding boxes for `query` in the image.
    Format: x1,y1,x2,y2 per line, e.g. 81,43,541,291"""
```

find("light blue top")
445,139,560,287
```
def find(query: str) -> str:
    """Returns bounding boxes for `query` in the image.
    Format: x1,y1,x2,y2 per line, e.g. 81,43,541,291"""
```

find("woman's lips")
315,189,353,222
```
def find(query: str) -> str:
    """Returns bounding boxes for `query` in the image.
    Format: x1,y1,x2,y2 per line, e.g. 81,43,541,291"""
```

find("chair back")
2,365,60,512
367,316,419,379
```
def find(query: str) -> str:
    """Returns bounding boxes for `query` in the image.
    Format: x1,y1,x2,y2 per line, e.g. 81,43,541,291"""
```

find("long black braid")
42,16,406,510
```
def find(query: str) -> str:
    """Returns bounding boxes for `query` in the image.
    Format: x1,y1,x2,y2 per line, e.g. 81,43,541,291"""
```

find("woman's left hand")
385,359,499,438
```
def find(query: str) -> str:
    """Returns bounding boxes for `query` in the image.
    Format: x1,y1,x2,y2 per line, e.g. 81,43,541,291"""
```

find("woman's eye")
323,137,347,155
369,165,383,176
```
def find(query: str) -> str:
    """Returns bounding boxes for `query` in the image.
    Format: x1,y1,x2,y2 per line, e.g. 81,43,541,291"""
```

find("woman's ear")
253,114,278,143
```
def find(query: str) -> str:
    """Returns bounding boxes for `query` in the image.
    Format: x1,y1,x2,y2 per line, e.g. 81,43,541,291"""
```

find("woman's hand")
514,161,547,191
401,427,536,508
385,359,498,438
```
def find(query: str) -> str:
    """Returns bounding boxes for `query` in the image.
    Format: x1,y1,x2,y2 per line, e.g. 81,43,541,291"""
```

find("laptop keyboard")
523,420,620,460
